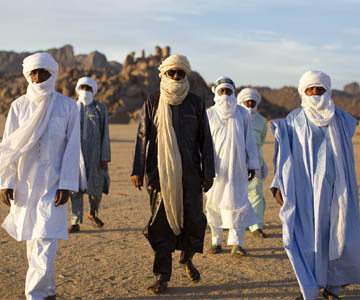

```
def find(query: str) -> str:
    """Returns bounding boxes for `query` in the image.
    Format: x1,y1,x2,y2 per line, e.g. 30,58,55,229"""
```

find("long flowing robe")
248,113,267,230
271,107,360,299
80,100,110,197
131,92,215,253
1,93,80,241
206,105,259,229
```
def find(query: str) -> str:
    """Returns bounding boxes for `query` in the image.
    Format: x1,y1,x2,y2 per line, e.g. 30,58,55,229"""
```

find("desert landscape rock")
1,45,360,123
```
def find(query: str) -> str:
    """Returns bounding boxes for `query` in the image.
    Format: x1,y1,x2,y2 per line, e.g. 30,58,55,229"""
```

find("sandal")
208,245,222,254
231,246,248,258
251,229,267,238
180,260,200,283
322,289,341,300
88,213,104,228
148,279,168,294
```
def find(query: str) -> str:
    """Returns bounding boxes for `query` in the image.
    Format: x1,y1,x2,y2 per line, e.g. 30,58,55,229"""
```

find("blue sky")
1,0,360,89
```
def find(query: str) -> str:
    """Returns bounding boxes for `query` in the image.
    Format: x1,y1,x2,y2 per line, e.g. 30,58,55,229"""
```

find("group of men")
1,51,360,300
0,52,110,300
131,55,360,300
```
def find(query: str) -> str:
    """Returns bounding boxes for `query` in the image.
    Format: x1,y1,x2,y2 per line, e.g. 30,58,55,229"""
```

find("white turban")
0,53,59,176
158,54,191,78
212,76,237,120
298,70,350,261
298,70,331,96
237,88,262,106
212,76,235,94
76,77,98,95
22,52,58,84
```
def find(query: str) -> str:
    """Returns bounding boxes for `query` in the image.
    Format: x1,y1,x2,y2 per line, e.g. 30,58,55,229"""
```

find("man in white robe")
271,70,360,300
0,53,80,300
237,88,268,238
206,76,259,257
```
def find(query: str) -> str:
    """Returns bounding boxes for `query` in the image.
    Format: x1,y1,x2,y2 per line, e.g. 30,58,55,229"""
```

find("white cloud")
322,43,342,51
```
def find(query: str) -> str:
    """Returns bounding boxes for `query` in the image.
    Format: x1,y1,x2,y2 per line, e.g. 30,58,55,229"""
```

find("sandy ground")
1,120,360,300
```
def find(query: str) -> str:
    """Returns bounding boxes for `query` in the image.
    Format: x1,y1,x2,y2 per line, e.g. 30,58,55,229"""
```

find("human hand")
274,188,283,206
248,169,255,181
100,161,108,169
55,189,70,207
131,175,143,191
1,189,14,207
201,177,213,193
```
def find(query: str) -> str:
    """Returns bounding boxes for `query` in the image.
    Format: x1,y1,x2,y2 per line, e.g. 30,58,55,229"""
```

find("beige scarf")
156,56,190,235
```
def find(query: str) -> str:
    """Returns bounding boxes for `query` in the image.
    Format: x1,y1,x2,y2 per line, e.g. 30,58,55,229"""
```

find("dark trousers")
148,203,194,282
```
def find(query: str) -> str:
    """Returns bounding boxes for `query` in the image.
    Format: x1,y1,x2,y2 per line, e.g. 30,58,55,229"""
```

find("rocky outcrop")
1,45,360,122
0,51,30,72
81,51,112,70
0,45,213,123
344,82,360,96
0,45,122,72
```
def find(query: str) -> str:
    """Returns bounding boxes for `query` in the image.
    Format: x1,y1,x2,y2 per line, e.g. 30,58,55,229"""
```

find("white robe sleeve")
244,111,259,170
58,102,80,191
0,103,20,189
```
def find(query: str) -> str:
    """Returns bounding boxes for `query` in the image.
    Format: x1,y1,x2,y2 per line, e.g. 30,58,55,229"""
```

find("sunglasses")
166,69,186,78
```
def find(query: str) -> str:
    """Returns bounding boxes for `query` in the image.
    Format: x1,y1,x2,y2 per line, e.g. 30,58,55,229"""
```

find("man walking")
131,54,215,294
237,88,268,238
271,70,360,300
68,77,110,233
206,76,259,257
0,52,80,300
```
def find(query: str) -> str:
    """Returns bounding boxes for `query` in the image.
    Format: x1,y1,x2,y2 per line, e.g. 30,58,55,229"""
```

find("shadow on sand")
74,227,143,234
100,279,360,299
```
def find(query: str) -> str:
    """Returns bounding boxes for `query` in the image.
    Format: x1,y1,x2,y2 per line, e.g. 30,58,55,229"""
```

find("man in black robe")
131,54,215,294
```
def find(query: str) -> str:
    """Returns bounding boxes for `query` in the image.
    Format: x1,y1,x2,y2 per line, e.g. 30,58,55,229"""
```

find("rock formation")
0,45,213,123
1,45,360,123
344,82,360,96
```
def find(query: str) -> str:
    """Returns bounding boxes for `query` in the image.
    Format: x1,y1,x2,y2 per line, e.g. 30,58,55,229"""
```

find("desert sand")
1,121,360,300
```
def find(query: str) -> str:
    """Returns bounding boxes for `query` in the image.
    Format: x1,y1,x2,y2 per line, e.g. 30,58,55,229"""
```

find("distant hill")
0,45,360,122
0,45,120,72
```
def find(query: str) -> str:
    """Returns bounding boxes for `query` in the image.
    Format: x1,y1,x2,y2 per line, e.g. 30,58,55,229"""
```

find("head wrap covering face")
298,70,334,127
23,52,58,82
76,77,98,95
157,54,191,107
212,76,235,93
76,77,98,106
22,52,58,103
156,54,192,236
237,88,261,106
298,70,331,96
158,54,191,78
212,76,237,120
0,53,58,176
299,70,350,261
237,88,262,120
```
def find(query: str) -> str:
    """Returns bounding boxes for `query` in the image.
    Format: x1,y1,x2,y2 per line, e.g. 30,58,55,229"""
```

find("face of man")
217,87,233,96
79,84,93,92
243,100,257,108
165,68,186,81
305,86,326,96
29,68,51,84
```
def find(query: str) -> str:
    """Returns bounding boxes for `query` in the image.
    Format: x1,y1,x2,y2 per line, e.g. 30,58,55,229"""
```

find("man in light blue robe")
238,88,268,238
271,70,360,300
